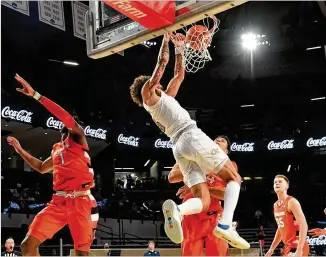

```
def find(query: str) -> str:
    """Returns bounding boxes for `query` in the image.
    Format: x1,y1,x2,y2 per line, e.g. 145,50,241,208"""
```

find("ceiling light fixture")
306,46,321,51
311,96,325,101
63,61,79,66
241,33,257,50
144,159,150,167
240,104,255,108
287,165,291,172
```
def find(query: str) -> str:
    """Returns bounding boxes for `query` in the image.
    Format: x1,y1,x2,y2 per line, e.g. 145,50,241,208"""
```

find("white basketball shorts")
172,128,229,187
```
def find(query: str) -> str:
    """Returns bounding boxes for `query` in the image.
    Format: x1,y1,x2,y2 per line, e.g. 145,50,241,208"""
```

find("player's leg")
182,238,204,256
303,242,310,256
204,214,229,256
181,215,205,256
68,195,97,256
163,160,210,243
21,198,67,255
181,129,248,249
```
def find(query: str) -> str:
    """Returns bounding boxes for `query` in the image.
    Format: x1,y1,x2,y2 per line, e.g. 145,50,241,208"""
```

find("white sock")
221,181,240,224
178,198,203,215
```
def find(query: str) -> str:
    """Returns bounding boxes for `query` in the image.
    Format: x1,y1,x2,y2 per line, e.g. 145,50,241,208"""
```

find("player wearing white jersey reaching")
130,34,249,249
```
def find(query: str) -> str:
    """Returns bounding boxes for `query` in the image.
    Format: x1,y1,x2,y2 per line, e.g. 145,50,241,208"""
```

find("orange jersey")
273,196,298,246
51,135,95,191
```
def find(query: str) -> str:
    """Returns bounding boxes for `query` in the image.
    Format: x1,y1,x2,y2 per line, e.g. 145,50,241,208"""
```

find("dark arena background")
1,1,326,256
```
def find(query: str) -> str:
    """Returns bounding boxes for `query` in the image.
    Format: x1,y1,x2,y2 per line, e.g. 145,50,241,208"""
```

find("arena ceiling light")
49,59,79,66
241,33,270,51
311,96,325,101
63,61,79,66
240,104,255,108
306,46,322,51
241,33,257,50
144,159,150,166
287,165,291,172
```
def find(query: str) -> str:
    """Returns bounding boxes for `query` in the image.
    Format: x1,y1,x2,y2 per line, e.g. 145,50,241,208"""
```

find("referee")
1,238,22,256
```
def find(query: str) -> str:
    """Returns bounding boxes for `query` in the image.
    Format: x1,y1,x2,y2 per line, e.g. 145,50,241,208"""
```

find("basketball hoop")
170,16,220,73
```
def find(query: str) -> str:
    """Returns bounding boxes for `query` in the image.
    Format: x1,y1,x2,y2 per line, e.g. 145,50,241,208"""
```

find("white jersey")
143,91,196,141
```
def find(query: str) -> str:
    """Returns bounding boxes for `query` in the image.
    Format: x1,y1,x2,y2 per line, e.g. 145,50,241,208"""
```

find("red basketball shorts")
181,212,228,256
27,194,98,252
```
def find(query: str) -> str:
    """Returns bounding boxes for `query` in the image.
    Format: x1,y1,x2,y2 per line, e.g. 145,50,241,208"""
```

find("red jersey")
183,173,226,213
51,135,95,191
273,196,298,246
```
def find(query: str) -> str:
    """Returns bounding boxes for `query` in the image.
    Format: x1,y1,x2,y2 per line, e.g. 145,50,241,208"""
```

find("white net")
171,16,220,73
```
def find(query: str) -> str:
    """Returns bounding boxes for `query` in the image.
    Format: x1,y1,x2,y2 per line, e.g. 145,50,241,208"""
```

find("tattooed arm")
165,51,185,97
147,34,170,88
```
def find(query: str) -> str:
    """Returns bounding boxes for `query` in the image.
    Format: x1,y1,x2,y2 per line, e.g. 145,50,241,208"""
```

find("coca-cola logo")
267,139,294,150
154,139,173,149
84,126,107,140
231,142,255,152
118,133,139,147
46,117,64,130
306,235,326,246
1,106,33,123
306,137,326,148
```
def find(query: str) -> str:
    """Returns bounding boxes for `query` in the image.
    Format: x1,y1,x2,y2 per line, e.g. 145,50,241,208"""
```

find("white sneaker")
213,221,250,249
162,199,183,244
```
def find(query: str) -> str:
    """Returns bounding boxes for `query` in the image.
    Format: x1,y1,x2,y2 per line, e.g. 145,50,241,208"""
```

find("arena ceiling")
1,1,326,162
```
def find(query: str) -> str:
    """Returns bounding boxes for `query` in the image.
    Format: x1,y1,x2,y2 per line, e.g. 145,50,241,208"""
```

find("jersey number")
276,217,284,228
59,152,64,164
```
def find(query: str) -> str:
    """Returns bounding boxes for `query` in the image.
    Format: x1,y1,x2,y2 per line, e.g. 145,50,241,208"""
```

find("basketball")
186,25,212,51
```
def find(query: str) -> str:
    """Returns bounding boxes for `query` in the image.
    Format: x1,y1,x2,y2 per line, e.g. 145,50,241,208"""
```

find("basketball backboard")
85,1,247,59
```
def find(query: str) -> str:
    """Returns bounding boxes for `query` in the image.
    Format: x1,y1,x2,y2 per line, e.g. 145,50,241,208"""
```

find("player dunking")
266,175,309,256
130,34,249,249
168,136,234,256
7,74,98,256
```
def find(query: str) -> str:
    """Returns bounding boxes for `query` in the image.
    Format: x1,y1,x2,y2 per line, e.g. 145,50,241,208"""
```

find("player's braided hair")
130,75,151,107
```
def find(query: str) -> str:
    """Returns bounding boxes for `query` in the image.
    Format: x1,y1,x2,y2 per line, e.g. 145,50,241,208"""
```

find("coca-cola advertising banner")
1,106,33,124
231,142,255,152
46,116,107,140
117,133,140,147
306,137,326,148
306,235,326,247
267,139,294,151
154,138,173,149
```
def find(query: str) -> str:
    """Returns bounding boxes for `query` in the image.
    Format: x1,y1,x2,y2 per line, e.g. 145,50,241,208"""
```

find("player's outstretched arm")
146,35,170,89
309,228,326,237
14,74,86,141
289,198,308,256
265,228,282,256
165,45,185,98
168,163,183,183
7,136,53,174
